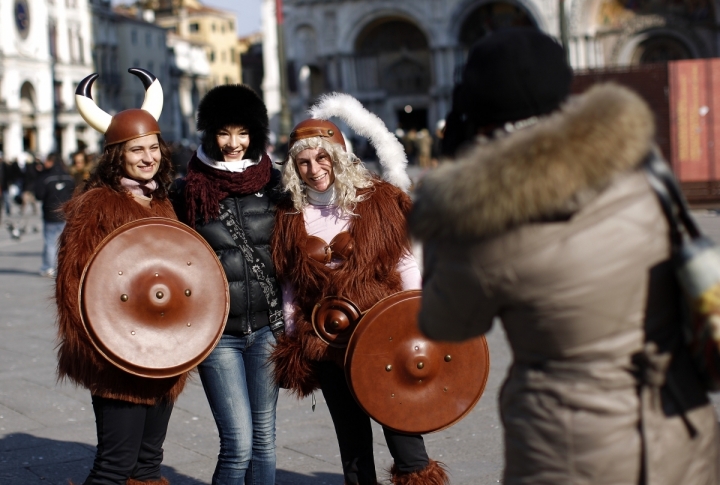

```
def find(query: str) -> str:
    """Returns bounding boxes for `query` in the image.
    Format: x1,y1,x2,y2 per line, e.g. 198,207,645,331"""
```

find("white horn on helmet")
75,73,112,134
129,67,163,121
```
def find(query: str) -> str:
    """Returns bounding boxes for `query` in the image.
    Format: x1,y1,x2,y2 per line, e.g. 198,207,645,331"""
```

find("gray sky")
204,0,263,37
111,0,264,37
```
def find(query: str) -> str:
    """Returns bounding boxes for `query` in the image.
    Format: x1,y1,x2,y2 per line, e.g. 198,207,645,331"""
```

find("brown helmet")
75,68,163,146
289,119,346,152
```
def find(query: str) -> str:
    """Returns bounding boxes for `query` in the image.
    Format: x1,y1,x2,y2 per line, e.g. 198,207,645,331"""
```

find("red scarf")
184,152,272,226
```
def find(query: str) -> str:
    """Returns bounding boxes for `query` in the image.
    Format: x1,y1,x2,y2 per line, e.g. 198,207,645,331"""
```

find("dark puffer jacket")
172,169,283,336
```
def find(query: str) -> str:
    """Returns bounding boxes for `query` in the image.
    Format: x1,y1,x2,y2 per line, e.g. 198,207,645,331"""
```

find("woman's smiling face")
122,134,161,181
295,147,335,192
216,125,250,162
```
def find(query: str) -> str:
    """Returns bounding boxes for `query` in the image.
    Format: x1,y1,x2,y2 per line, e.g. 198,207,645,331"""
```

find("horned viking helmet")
75,68,164,146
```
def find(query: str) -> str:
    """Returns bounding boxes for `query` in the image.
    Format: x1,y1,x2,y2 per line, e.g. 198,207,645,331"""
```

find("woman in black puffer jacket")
172,84,283,485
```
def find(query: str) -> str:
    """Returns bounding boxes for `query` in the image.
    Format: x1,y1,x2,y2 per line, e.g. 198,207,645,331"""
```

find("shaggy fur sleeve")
55,189,126,382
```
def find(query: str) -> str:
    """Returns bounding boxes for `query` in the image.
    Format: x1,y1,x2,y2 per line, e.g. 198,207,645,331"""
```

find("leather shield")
345,290,490,434
79,217,229,378
311,296,362,348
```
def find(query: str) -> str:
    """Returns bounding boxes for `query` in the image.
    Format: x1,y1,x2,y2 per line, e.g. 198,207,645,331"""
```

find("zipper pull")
312,391,316,412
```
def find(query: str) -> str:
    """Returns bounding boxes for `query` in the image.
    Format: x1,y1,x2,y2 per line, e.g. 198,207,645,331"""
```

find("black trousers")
317,362,429,485
84,395,173,485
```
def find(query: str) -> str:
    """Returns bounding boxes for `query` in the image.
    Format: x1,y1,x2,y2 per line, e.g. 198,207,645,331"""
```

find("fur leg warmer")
389,459,450,485
126,478,169,485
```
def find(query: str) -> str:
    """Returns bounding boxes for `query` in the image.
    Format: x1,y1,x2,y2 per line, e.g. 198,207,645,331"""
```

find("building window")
78,35,84,64
209,50,215,62
189,23,199,32
49,23,58,60
229,21,233,31
54,81,63,109
230,48,235,63
147,61,154,72
146,32,151,47
212,23,216,32
68,28,76,62
221,25,225,33
131,29,137,45
158,34,163,47
225,76,231,84
133,59,140,68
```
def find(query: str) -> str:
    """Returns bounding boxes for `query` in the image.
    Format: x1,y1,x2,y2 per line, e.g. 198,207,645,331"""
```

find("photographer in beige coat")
410,28,720,485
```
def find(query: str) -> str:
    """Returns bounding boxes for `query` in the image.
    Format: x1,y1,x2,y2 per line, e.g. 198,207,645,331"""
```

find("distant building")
89,0,209,146
166,32,210,141
89,0,122,120
148,0,241,88
113,6,175,139
264,0,720,136
0,0,97,162
238,32,263,98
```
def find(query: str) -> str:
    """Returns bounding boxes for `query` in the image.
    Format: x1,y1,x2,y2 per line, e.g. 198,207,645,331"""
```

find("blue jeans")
198,326,278,485
41,221,65,272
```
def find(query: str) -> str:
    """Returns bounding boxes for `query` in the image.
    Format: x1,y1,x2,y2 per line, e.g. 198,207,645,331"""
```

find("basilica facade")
264,0,720,135
0,0,97,162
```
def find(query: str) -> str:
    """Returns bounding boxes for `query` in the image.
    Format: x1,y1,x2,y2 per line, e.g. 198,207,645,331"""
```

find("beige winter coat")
410,84,720,485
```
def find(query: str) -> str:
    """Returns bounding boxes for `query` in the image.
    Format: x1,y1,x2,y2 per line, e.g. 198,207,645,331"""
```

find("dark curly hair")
83,135,174,199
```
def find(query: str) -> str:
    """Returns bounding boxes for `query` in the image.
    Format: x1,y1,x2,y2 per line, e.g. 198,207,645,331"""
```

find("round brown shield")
311,296,362,348
345,290,490,434
79,217,229,378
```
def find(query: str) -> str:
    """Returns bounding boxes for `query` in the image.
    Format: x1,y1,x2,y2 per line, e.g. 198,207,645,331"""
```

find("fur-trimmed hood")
409,84,655,241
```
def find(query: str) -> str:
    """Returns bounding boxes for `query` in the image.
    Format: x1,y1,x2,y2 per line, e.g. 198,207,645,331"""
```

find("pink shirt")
281,204,421,334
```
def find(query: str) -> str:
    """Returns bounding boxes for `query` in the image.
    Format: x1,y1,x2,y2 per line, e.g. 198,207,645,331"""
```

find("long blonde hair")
282,137,372,214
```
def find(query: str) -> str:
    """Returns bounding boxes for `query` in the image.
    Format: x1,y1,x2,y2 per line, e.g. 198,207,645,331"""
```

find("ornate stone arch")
19,81,37,115
341,8,434,54
613,23,705,65
449,0,546,43
352,16,432,94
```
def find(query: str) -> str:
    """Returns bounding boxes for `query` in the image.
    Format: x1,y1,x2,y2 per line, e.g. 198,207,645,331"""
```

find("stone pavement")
0,211,509,485
3,210,720,484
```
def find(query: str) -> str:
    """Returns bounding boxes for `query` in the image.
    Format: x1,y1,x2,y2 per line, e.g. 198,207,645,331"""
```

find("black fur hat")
197,84,270,161
442,28,572,156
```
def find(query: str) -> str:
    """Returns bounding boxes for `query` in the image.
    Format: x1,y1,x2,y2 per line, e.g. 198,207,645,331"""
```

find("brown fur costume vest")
271,179,412,397
56,187,188,405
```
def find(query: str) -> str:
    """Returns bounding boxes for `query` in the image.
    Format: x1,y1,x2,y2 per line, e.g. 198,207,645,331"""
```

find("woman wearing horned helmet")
56,68,183,485
270,94,450,485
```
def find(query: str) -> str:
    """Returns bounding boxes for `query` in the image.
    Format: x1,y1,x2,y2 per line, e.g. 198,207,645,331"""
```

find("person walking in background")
21,153,42,216
172,84,283,485
410,28,719,485
0,154,5,224
3,158,20,214
35,152,74,277
415,128,433,169
69,150,93,192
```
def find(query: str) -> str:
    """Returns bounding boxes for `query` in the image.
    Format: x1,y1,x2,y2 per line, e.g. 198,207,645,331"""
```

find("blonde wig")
282,136,373,214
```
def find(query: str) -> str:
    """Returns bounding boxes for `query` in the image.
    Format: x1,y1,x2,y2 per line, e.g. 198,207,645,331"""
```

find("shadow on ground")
0,251,42,258
277,469,344,485
0,433,208,485
0,269,42,276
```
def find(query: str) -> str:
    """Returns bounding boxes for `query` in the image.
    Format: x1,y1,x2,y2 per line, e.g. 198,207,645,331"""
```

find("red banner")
276,0,284,25
669,59,720,182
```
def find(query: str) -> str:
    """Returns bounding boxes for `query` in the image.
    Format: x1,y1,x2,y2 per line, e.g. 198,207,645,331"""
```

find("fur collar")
409,84,655,241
